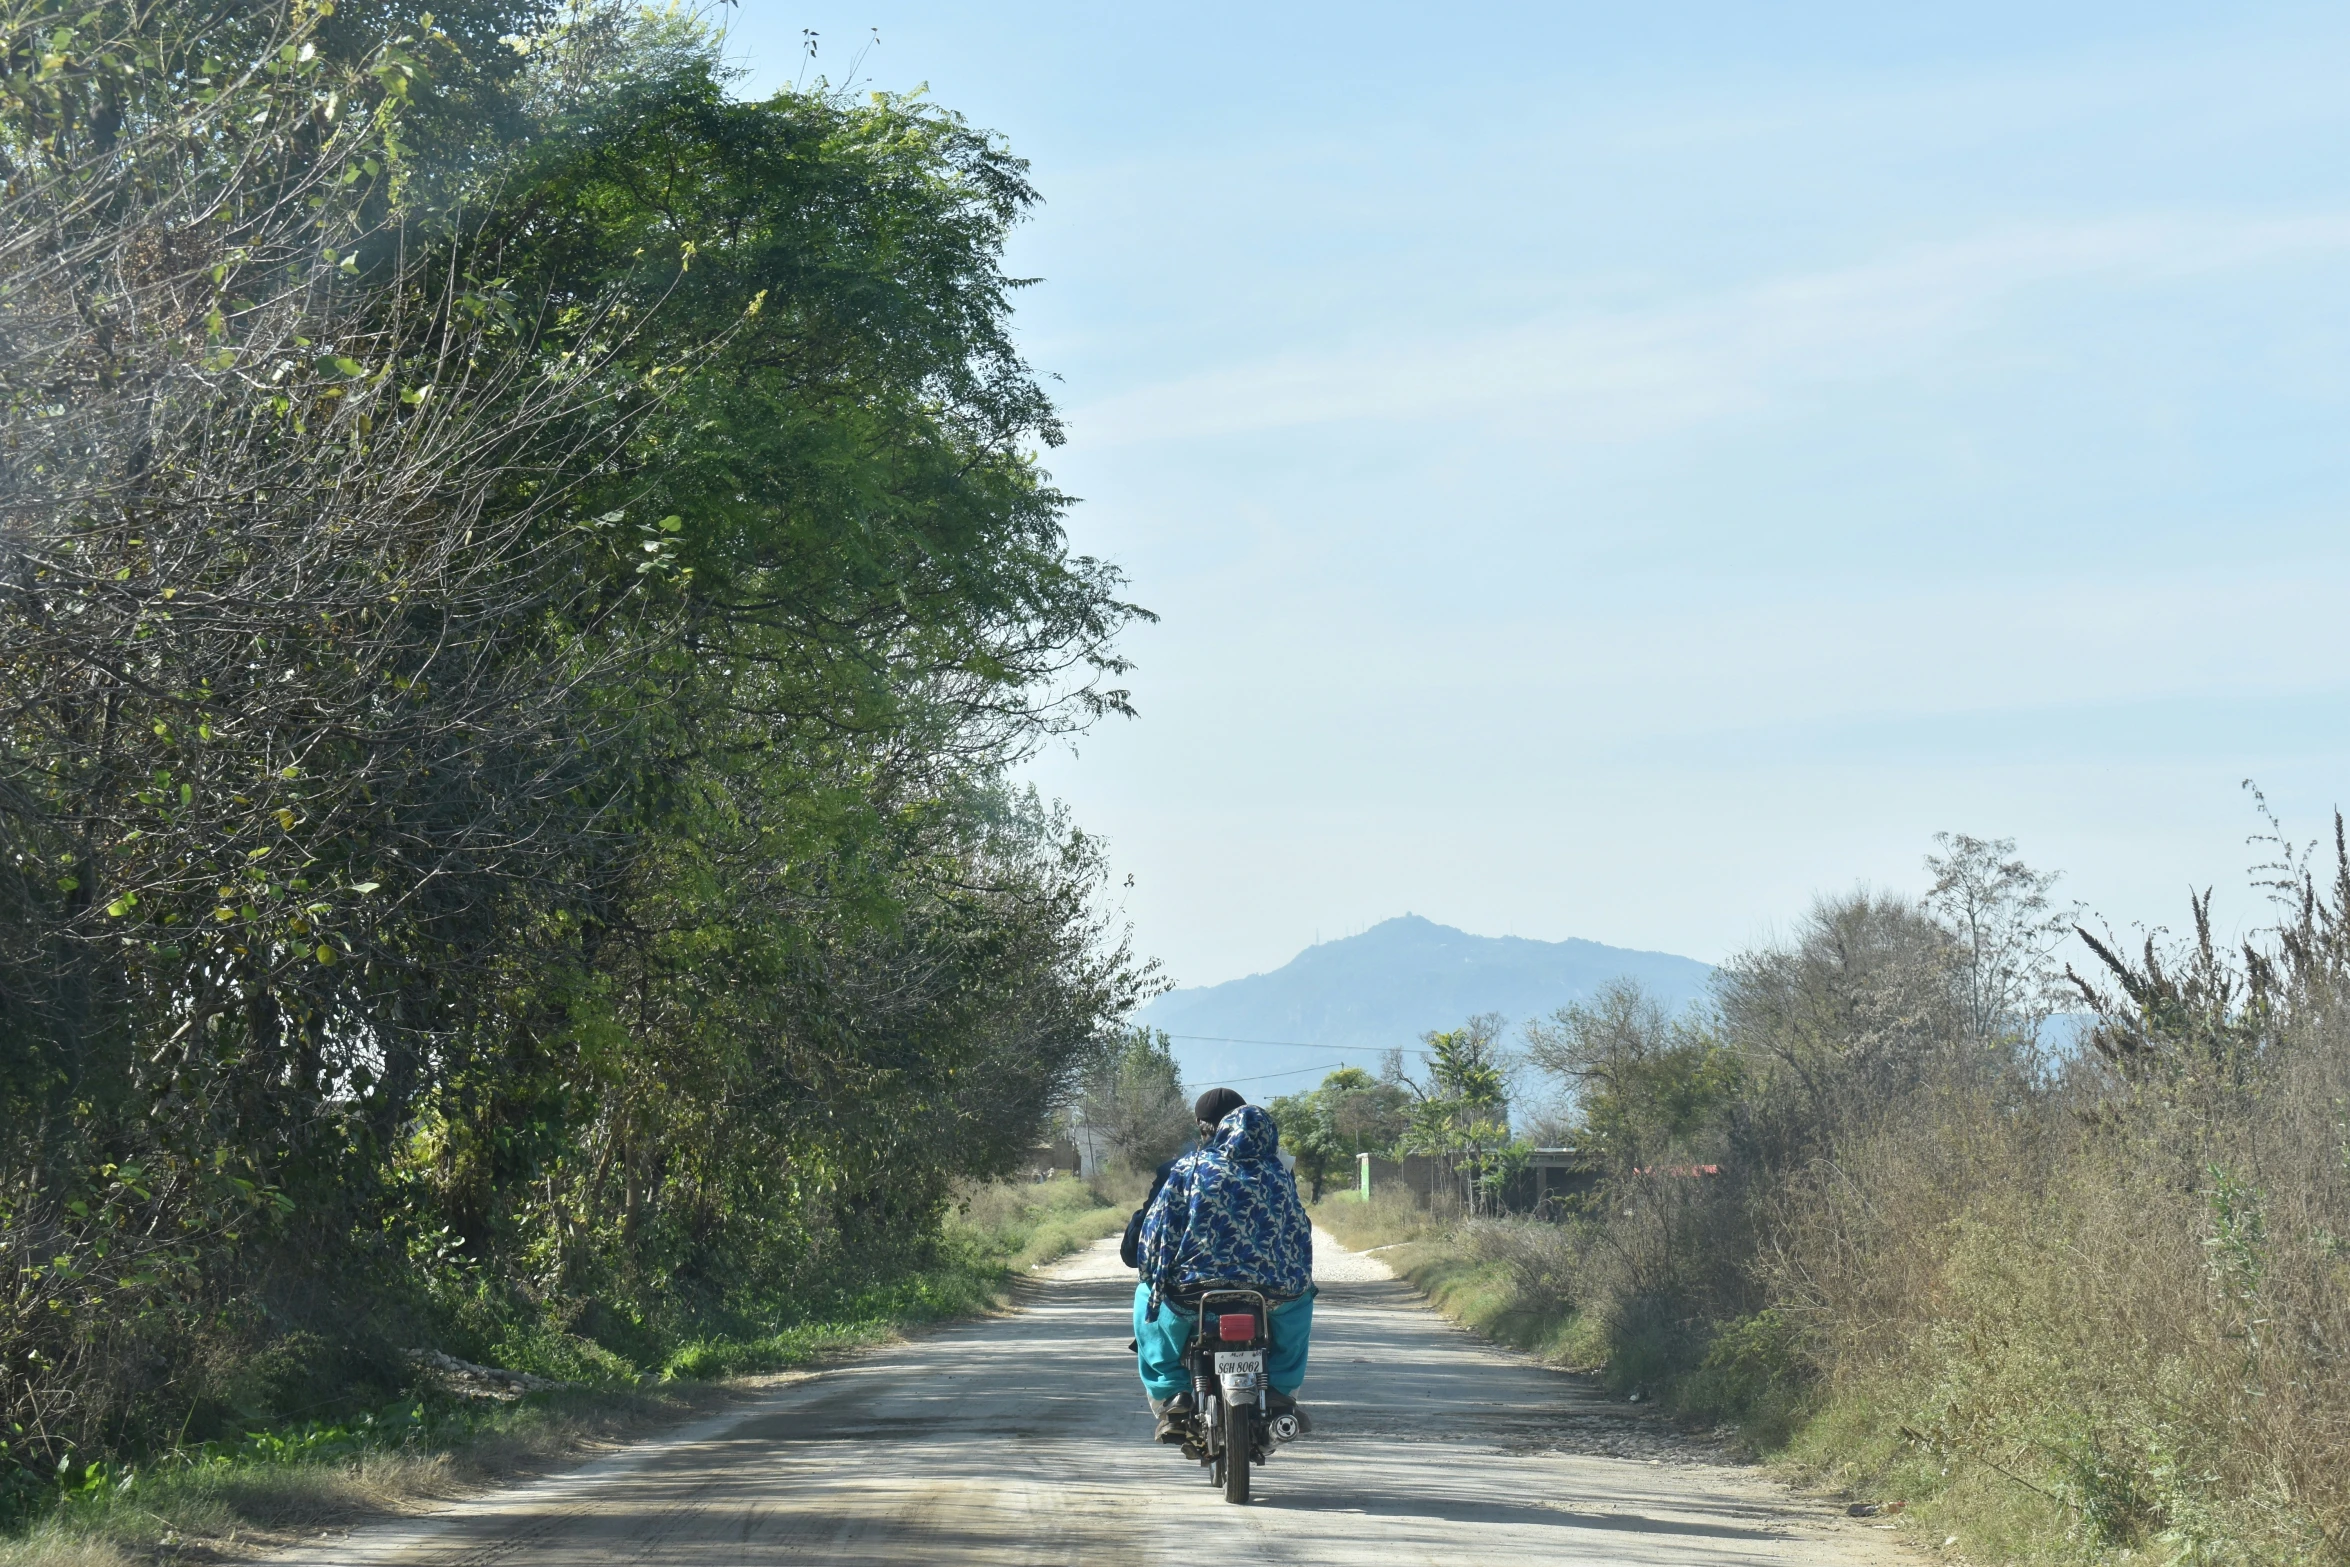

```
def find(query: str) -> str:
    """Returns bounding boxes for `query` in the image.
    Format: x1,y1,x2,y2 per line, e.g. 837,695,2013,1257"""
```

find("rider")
1133,1089,1316,1443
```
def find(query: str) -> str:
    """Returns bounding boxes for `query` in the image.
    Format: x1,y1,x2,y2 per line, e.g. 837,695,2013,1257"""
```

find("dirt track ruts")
270,1229,1910,1565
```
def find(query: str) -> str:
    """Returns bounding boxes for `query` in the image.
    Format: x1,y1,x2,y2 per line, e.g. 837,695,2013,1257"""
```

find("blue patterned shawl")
1138,1104,1313,1307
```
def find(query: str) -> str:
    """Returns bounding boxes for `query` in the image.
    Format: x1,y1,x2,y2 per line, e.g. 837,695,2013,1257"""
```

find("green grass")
1397,1248,1603,1366
1310,1187,1439,1251
945,1171,1137,1273
1312,1195,1602,1367
1,1174,1135,1567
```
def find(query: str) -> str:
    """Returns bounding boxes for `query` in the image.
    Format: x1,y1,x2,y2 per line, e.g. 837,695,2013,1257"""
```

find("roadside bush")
1351,830,2350,1563
488,1326,641,1389
1677,1311,1811,1449
1458,1216,1588,1312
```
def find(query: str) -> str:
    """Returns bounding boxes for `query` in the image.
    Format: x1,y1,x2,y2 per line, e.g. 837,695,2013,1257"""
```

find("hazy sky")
721,3,2350,990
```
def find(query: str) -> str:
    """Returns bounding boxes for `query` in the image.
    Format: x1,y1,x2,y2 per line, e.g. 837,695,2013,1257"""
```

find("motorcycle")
1171,1287,1303,1504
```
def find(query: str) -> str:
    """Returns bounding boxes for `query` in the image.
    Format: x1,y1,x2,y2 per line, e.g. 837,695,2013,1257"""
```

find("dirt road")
279,1231,1905,1566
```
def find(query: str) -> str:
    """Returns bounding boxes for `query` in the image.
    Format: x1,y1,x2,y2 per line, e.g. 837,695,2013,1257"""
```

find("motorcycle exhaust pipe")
1268,1413,1302,1444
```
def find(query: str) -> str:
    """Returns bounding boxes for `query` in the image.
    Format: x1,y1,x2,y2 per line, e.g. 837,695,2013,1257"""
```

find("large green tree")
0,0,1144,1478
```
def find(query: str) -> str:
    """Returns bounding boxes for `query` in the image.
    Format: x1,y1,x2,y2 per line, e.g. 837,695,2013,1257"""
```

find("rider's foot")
1149,1393,1195,1444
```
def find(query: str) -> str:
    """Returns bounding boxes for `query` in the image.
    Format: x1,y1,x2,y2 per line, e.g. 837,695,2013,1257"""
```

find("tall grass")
1314,1193,1604,1366
947,1170,1142,1273
1312,1186,1440,1252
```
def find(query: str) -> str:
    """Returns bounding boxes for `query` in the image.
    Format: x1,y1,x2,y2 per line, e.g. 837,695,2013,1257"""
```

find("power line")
1160,1031,1428,1056
1186,1061,1350,1087
1162,1032,1329,1049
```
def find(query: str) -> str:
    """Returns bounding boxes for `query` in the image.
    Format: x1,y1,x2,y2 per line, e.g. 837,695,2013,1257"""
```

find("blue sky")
722,3,2350,989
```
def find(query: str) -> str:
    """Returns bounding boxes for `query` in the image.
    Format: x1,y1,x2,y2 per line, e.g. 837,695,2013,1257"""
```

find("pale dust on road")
272,1228,1913,1566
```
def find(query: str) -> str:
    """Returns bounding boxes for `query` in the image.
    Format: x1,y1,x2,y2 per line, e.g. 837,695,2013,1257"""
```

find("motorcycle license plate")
1215,1349,1265,1381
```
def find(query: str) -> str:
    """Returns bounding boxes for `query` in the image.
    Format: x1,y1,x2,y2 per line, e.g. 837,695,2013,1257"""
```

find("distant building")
1024,1138,1081,1180
1073,1120,1113,1178
1354,1146,1601,1216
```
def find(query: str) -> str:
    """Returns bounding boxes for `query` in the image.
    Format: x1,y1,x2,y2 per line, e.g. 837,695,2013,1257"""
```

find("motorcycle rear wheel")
1222,1400,1252,1504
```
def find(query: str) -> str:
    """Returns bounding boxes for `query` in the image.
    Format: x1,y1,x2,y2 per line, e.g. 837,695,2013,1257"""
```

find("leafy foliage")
1399,1016,1514,1214
1522,979,1740,1175
1270,1065,1410,1200
0,0,1143,1501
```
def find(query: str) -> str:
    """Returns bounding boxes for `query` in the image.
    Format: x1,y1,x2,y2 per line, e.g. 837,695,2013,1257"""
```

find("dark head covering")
1193,1086,1246,1127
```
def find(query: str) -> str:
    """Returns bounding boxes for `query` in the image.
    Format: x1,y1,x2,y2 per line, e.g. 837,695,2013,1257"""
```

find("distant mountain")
1137,914,1713,1096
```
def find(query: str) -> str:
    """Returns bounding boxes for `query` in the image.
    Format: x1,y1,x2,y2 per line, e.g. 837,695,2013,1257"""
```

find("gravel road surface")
276,1230,1906,1566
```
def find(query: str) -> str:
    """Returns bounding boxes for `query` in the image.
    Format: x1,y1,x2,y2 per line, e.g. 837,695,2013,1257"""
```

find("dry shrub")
1457,1215,1590,1307
1337,850,2350,1561
1763,1044,2350,1560
1423,859,2350,1559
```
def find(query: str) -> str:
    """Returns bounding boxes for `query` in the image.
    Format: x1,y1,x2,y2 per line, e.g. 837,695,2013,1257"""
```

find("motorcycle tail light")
1217,1313,1257,1342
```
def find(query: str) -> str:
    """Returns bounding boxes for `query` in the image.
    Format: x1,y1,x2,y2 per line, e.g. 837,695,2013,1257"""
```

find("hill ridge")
1138,914,1712,1092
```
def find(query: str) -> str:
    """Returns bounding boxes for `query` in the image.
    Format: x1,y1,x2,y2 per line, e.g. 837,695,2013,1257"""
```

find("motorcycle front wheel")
1222,1400,1252,1504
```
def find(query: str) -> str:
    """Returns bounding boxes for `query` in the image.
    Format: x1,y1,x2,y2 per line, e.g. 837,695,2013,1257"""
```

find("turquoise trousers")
1132,1282,1314,1400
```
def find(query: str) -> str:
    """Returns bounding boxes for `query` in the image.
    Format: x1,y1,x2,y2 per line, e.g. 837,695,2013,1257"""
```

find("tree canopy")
0,0,1144,1483
1270,1066,1410,1201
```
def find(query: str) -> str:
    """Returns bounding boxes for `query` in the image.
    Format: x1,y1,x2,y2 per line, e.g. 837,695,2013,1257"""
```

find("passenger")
1132,1090,1315,1442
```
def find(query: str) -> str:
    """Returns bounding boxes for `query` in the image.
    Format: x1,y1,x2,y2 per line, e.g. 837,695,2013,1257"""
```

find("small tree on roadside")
1403,1016,1512,1214
1522,980,1741,1173
1475,1137,1536,1210
1270,1067,1410,1201
1267,1088,1334,1201
1925,832,2079,1048
1074,1029,1192,1173
1324,1067,1412,1158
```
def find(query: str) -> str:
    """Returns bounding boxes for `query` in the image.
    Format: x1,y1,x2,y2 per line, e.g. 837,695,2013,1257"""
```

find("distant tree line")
0,0,1145,1493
